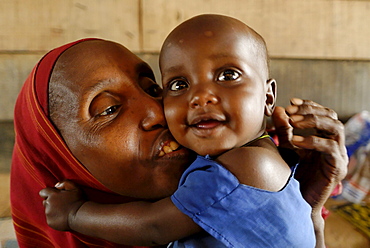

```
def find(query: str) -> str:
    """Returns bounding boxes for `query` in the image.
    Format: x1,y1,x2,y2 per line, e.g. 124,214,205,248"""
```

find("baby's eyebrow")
209,53,229,59
209,53,240,60
162,65,184,74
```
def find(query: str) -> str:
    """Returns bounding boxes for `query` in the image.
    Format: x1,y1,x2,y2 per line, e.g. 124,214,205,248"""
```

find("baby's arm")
39,181,201,246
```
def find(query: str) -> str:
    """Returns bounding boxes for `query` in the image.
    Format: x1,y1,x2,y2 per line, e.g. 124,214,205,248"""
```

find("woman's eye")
169,79,189,91
100,105,119,116
145,84,163,97
218,69,241,81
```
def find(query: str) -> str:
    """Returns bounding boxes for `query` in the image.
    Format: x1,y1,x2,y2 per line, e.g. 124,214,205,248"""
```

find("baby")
40,14,315,247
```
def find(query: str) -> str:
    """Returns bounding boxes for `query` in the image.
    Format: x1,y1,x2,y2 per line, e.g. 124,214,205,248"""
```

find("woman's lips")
158,141,181,157
154,130,183,158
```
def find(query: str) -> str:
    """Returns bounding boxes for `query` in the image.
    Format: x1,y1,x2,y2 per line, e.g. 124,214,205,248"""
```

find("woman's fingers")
286,98,348,179
287,98,338,120
289,111,347,156
286,98,345,147
271,106,294,148
290,114,344,138
293,135,348,180
292,135,340,155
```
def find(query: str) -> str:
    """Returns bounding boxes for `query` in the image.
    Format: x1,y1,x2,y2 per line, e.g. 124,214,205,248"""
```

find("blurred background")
0,0,369,247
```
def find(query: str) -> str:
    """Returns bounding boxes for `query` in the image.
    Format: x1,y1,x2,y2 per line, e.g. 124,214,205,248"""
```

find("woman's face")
51,40,194,199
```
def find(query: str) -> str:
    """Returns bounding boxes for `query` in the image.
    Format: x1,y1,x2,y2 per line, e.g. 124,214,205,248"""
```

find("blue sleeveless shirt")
169,155,315,248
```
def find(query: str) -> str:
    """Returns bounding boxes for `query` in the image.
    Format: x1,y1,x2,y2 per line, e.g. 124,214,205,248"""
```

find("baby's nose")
190,91,219,108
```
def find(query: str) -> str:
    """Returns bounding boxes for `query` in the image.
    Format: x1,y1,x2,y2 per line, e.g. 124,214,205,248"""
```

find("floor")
0,217,17,248
324,198,370,248
1,121,369,247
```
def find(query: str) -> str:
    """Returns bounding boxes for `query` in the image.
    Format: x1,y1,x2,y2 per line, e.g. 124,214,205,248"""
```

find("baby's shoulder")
216,146,291,191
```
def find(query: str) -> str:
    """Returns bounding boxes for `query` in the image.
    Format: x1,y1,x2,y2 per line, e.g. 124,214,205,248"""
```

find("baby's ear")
264,79,276,116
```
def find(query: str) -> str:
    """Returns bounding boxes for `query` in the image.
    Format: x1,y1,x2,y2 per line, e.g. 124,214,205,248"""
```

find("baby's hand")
39,180,85,231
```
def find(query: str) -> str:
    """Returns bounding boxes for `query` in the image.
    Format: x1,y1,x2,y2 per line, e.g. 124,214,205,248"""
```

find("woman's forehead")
56,41,142,82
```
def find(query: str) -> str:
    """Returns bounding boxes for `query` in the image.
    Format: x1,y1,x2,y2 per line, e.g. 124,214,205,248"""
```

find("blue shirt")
169,155,315,248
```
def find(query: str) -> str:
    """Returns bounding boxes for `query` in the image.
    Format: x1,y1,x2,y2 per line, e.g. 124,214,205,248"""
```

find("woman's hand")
39,180,85,231
272,98,348,211
272,98,348,248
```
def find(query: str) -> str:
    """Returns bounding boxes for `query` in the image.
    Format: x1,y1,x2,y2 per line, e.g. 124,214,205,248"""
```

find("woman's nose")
141,97,167,131
189,89,219,108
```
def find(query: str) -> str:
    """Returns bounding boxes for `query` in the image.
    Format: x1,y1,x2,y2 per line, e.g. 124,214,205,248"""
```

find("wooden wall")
1,0,369,120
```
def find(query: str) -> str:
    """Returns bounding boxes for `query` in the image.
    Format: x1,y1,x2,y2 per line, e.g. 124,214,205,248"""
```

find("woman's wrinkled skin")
48,40,195,199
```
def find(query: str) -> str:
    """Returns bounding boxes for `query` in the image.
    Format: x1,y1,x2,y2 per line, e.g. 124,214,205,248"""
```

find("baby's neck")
208,133,272,159
241,133,271,148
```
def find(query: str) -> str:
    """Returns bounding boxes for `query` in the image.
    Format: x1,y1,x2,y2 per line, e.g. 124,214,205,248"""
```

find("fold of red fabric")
11,39,148,248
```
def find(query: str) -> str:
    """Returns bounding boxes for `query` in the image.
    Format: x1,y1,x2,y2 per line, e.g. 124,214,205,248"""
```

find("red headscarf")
11,39,148,248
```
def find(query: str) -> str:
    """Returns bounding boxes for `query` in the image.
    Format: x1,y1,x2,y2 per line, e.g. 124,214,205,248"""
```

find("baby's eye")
100,105,119,116
169,79,189,91
218,69,241,81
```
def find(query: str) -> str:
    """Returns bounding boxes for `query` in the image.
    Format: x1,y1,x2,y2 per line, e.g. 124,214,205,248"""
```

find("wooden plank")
0,174,11,217
0,0,140,52
142,0,370,59
0,54,44,120
271,59,370,119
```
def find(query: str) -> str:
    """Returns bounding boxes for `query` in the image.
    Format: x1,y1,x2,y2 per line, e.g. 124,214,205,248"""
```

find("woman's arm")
272,98,348,248
40,181,201,246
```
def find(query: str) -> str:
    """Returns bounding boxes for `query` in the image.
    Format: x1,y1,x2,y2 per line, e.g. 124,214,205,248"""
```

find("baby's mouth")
189,113,226,129
191,119,223,129
159,141,181,157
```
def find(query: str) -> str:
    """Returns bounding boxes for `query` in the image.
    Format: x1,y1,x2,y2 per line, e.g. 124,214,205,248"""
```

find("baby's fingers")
55,180,78,190
39,187,59,200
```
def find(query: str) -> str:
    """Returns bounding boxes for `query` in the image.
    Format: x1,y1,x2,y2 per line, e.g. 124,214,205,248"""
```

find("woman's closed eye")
217,69,241,81
145,83,163,97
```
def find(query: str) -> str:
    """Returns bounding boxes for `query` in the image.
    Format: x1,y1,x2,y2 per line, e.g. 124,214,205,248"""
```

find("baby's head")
160,14,276,156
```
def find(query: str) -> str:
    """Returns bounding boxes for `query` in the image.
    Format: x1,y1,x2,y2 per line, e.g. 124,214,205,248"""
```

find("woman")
11,38,347,248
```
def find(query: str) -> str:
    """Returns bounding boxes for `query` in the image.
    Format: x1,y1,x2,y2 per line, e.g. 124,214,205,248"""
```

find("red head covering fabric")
10,39,148,248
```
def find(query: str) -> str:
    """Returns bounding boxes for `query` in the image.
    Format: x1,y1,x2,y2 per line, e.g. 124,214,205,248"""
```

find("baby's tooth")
169,141,180,150
163,146,173,154
159,151,165,157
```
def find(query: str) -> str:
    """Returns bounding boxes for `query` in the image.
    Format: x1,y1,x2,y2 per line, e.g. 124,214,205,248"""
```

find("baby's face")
161,30,272,156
